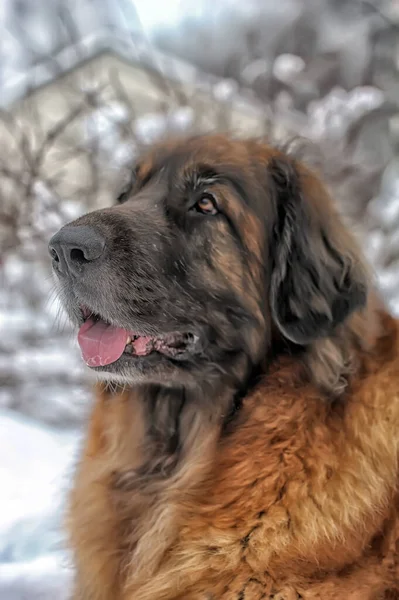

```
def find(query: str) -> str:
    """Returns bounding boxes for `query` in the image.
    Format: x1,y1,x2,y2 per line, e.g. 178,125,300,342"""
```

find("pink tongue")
78,318,129,367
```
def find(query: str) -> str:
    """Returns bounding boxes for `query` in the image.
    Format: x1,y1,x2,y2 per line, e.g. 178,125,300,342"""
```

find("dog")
49,135,399,599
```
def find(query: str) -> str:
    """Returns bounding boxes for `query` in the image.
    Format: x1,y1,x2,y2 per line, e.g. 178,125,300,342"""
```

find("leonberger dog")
49,135,399,599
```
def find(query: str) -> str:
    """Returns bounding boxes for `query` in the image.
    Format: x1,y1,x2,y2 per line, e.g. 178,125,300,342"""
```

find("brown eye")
193,193,218,215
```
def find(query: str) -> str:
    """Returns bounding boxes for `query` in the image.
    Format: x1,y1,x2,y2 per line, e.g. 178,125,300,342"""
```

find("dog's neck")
100,292,386,489
100,381,234,494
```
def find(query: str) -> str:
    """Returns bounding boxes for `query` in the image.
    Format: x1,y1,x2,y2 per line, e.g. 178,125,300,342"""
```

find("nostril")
70,247,88,264
49,225,105,276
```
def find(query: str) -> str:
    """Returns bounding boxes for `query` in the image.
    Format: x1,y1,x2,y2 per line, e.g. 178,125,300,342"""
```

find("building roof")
1,0,263,117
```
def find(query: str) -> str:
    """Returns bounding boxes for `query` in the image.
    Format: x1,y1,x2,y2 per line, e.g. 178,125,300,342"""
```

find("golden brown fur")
64,137,399,599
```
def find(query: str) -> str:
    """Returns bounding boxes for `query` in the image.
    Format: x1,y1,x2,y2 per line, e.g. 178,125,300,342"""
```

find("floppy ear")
269,156,368,345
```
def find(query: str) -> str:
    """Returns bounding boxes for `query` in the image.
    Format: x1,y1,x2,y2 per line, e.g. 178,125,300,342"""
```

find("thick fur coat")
49,136,399,599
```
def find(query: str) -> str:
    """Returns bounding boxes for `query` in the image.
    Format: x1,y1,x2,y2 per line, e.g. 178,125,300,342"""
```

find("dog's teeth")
126,336,132,344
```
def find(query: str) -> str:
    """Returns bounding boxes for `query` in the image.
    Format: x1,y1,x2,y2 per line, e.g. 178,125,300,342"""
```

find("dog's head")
49,135,368,391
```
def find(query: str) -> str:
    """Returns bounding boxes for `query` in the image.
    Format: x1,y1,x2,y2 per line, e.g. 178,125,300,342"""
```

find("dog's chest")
68,366,399,600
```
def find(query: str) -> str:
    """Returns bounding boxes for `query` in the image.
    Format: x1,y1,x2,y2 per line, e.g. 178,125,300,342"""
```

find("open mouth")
77,309,197,368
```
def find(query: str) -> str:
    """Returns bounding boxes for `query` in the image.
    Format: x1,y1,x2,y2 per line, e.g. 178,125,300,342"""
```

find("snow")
0,410,78,598
273,54,305,83
307,86,385,141
133,107,196,144
0,554,72,600
212,79,238,102
0,411,79,555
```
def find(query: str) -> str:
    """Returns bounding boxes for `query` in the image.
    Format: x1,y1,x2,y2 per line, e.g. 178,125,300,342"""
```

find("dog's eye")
192,193,218,215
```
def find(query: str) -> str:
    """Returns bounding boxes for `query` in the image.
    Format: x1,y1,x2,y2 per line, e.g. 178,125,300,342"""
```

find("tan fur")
69,311,399,599
67,138,399,599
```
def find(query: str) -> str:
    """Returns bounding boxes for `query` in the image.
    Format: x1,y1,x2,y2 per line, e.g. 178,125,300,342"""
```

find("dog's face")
49,135,367,388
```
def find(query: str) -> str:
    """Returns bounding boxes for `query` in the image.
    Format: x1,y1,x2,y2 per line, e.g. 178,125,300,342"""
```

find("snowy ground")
0,410,79,599
0,555,72,600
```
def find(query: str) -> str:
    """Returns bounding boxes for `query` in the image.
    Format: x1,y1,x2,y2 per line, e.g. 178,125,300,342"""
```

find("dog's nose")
49,225,106,276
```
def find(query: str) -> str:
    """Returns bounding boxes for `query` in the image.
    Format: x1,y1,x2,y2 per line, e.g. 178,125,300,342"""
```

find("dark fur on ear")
269,156,368,346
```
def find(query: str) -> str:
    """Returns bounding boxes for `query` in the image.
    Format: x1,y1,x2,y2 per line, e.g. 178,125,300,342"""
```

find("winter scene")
0,0,398,598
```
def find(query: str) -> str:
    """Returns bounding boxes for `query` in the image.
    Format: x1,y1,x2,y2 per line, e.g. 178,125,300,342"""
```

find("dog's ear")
269,156,368,345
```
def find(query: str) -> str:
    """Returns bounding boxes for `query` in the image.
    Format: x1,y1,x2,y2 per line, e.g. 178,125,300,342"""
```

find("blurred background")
0,0,398,598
